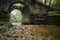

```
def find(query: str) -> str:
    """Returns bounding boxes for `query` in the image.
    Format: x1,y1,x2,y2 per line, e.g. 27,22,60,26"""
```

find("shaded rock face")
0,0,30,23
0,0,29,13
0,0,23,11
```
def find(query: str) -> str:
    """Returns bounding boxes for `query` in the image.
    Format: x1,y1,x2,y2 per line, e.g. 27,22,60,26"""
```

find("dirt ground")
0,25,60,40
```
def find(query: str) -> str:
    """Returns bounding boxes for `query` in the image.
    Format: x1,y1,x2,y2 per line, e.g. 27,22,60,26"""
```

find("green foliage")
31,31,41,36
0,21,12,28
25,18,30,22
10,9,23,22
16,10,22,22
13,3,25,8
37,0,42,2
3,22,11,27
36,0,58,7
46,35,55,40
36,0,45,4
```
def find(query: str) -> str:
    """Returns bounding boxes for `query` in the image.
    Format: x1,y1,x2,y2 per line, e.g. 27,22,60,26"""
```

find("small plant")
46,35,55,40
30,31,41,36
0,21,12,28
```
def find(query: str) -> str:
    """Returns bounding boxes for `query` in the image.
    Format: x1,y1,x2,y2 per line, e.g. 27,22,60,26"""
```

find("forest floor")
0,25,60,40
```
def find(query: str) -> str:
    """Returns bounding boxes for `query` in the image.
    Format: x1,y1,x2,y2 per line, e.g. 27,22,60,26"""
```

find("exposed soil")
0,25,60,40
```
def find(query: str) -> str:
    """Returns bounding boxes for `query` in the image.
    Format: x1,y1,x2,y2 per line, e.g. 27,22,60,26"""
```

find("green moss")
0,21,12,28
13,3,25,8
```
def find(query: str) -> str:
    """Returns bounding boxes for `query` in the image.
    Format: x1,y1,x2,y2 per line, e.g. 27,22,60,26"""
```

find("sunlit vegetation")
10,9,22,22
13,3,25,8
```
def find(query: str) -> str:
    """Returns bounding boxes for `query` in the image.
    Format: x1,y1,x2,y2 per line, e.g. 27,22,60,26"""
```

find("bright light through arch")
10,9,23,27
